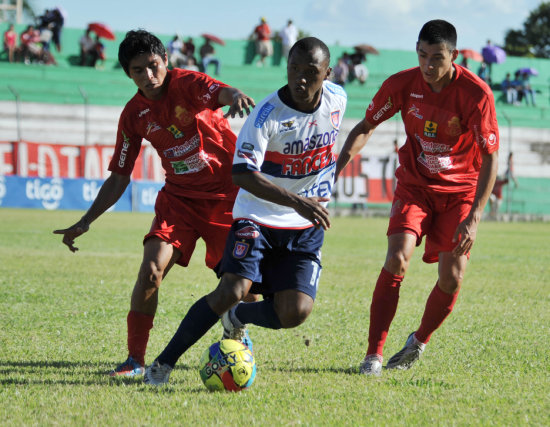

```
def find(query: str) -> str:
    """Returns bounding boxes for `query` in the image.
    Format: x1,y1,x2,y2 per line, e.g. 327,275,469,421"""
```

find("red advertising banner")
0,140,164,181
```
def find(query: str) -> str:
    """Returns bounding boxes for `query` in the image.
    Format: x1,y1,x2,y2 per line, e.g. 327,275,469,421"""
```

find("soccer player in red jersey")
335,20,499,376
53,30,255,376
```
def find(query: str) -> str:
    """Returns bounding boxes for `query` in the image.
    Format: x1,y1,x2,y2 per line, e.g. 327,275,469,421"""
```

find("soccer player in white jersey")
143,37,347,385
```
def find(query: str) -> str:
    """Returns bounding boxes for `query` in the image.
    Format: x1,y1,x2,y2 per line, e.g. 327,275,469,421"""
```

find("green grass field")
1,208,549,426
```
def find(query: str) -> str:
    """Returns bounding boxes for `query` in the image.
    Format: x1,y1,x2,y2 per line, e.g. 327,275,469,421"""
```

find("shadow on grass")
0,359,195,387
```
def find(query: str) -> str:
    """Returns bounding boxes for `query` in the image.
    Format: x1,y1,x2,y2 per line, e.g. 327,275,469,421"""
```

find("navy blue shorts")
215,219,324,300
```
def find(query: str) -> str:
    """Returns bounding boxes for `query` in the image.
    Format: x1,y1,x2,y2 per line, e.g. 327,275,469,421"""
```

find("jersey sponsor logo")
208,83,220,93
232,241,249,259
415,134,451,153
407,105,423,119
242,142,254,150
418,152,453,174
174,105,194,125
138,108,150,117
280,120,296,133
254,103,275,128
446,116,462,137
283,130,338,155
167,124,184,139
410,93,423,99
331,110,341,129
281,147,335,177
488,133,497,146
373,97,393,121
235,226,260,239
423,120,438,138
118,131,131,168
163,134,200,158
146,122,162,135
169,152,209,174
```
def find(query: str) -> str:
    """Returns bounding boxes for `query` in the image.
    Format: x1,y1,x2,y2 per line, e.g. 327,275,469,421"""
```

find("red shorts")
388,183,475,263
144,188,234,269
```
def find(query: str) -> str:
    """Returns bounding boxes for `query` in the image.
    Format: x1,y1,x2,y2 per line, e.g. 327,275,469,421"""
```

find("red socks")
415,284,459,344
367,268,403,357
127,310,154,366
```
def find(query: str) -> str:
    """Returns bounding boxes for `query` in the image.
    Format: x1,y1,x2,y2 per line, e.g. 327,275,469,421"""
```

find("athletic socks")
367,268,403,357
127,310,154,367
234,298,282,330
415,283,459,344
157,296,219,368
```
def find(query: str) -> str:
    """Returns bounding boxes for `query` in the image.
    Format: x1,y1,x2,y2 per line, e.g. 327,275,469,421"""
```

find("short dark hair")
118,29,166,76
418,20,457,50
288,37,330,65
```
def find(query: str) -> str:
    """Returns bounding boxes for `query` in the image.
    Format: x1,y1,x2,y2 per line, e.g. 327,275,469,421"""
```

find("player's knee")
385,250,410,274
138,262,164,289
275,298,313,328
438,272,463,294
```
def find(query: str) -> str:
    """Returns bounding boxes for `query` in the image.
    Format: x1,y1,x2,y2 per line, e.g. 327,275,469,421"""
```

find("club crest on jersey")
423,121,438,138
167,124,184,139
232,242,249,259
235,226,260,239
331,110,341,129
175,105,194,125
446,116,462,137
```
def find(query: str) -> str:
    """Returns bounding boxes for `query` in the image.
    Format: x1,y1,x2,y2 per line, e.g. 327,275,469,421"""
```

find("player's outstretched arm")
218,87,256,119
53,172,131,252
233,171,331,230
452,151,498,256
335,119,377,181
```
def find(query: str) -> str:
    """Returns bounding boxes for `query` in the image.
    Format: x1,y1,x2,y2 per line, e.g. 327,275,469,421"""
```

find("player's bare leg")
109,237,180,376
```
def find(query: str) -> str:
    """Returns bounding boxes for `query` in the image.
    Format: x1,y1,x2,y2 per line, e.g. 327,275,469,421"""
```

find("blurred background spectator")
278,19,298,62
2,23,17,63
252,17,273,66
199,37,220,75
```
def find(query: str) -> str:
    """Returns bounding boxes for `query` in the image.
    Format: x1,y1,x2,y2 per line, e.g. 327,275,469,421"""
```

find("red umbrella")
459,49,483,62
88,22,115,40
354,44,379,55
201,33,225,46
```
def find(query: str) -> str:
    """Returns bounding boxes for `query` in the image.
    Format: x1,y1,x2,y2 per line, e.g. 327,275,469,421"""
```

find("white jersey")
232,80,347,228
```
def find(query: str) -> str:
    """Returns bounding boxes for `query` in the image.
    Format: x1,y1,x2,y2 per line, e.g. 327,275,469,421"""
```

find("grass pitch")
0,208,549,426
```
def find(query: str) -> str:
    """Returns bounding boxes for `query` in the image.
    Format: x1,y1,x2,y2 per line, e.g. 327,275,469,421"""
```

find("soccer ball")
199,339,256,392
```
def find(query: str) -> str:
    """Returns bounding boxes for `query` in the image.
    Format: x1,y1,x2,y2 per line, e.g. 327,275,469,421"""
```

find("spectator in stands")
460,56,469,70
166,34,186,68
278,19,298,62
501,73,518,105
93,35,106,69
182,56,199,71
79,28,96,66
252,17,273,67
332,56,349,87
199,38,220,75
477,61,490,84
37,8,64,52
2,24,17,63
20,25,42,64
506,152,518,188
182,37,196,64
349,47,368,85
518,72,536,106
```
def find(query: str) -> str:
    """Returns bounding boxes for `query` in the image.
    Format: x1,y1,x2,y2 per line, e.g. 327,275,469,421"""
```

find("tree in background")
504,2,550,58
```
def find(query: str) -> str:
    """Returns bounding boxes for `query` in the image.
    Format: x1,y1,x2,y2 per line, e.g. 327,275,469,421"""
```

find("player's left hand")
224,91,255,119
452,215,479,257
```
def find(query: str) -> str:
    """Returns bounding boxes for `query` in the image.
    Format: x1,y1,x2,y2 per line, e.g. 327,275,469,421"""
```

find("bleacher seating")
1,24,549,127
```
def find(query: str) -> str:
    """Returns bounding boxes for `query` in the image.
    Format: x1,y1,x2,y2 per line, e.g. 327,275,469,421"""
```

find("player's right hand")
53,218,90,253
295,197,331,230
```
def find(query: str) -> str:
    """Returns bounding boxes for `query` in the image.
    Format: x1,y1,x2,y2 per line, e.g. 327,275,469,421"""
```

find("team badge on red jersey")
233,242,249,259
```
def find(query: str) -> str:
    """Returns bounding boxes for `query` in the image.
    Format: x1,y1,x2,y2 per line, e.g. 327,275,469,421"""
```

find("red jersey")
365,65,499,193
254,23,271,41
109,69,238,200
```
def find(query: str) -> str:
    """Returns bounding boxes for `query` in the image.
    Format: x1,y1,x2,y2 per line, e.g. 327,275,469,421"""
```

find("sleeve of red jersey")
108,109,143,175
468,92,499,155
364,78,401,126
184,72,230,112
